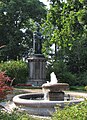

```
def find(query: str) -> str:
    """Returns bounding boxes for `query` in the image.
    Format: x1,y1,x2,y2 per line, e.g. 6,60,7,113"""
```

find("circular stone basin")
42,83,69,92
13,93,84,116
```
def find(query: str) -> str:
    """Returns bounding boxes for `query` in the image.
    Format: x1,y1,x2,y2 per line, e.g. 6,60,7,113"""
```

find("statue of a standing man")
33,23,43,54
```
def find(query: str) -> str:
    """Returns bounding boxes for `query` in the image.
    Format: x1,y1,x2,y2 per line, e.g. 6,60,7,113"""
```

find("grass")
70,86,86,92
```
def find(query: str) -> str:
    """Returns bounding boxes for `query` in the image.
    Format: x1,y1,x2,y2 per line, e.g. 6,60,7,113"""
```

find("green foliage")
46,60,87,86
84,86,87,91
52,100,87,120
77,71,87,85
46,61,76,85
0,110,39,120
42,0,87,86
0,60,28,85
0,0,46,60
61,72,77,86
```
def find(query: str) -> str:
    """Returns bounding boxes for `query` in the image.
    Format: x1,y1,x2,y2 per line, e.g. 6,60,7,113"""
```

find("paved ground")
66,91,87,98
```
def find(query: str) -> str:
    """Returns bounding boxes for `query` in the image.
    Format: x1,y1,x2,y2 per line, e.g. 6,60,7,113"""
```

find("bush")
77,71,87,86
46,61,68,81
0,110,39,120
46,61,77,85
61,72,77,86
0,60,28,85
52,100,87,120
84,86,87,91
0,71,13,100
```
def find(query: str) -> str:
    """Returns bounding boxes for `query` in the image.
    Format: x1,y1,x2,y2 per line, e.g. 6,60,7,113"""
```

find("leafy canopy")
0,0,47,60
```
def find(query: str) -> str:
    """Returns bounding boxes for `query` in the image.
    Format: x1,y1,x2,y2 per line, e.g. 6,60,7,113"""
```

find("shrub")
77,71,87,85
52,100,87,120
46,61,77,85
0,60,28,85
61,72,77,86
84,86,87,91
46,61,68,81
0,110,39,120
0,71,13,100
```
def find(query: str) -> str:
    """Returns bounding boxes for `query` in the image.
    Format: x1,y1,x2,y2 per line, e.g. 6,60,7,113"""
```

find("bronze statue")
33,23,43,54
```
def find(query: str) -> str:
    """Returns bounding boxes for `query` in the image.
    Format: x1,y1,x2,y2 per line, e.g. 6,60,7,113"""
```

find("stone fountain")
13,72,84,116
42,72,69,101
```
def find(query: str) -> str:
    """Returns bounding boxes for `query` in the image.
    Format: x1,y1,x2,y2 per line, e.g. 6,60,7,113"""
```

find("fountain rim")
42,83,69,87
13,93,84,105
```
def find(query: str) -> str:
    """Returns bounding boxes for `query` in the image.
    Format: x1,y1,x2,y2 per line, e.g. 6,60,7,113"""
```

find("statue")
33,23,43,54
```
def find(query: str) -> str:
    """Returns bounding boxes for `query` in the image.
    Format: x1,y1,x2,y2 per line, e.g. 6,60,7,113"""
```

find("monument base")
27,55,46,86
27,79,45,86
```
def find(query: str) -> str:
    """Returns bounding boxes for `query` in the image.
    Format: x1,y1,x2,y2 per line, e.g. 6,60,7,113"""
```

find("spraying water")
42,72,58,100
42,72,58,87
50,72,58,84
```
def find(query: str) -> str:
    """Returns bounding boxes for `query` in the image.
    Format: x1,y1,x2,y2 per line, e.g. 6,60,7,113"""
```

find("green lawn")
70,86,86,92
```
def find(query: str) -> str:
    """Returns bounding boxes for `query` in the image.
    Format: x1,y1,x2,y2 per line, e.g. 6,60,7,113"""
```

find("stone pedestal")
49,92,64,101
27,55,46,86
42,83,69,101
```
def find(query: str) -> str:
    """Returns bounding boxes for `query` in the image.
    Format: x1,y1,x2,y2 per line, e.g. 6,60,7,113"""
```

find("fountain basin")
13,93,84,116
42,83,69,92
42,83,69,101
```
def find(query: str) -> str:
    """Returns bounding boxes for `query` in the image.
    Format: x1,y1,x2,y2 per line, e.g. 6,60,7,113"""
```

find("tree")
41,0,87,85
0,0,46,60
42,0,87,73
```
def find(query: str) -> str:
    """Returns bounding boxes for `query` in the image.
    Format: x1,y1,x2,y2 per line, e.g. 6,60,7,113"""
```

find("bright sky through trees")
40,0,50,8
40,0,48,5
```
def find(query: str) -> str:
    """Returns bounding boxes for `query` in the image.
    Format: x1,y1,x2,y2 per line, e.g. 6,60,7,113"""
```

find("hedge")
0,60,28,85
